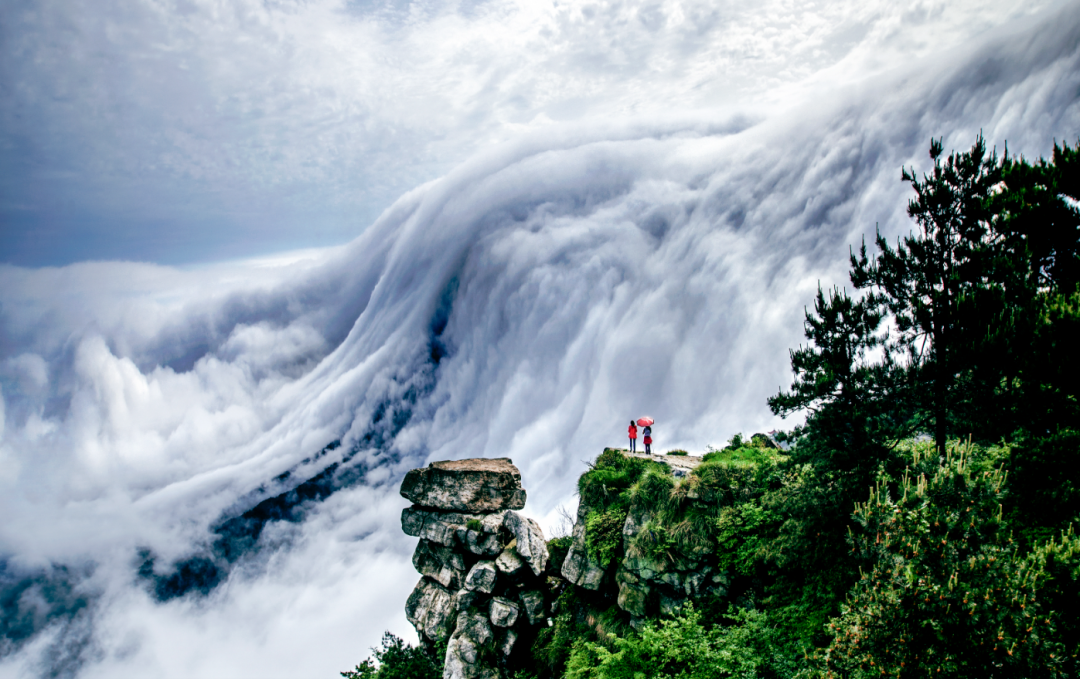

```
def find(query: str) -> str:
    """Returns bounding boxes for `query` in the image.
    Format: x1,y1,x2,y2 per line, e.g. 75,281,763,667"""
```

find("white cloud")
2,0,1071,261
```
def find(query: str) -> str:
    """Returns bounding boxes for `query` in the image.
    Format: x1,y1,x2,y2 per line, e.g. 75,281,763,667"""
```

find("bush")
813,440,1080,678
586,508,627,568
563,604,787,679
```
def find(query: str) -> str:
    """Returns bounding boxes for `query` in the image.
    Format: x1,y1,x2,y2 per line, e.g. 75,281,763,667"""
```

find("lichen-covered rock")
465,561,498,593
503,511,548,576
621,503,652,549
444,635,500,679
453,589,481,613
495,543,525,574
401,507,505,556
489,597,520,627
518,590,545,626
413,539,468,590
457,525,504,556
455,610,494,646
560,501,606,589
401,458,527,512
617,578,649,617
406,577,457,643
659,591,685,617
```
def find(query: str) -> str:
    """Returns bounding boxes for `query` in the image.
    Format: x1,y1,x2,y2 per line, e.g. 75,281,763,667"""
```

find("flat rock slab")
622,450,702,471
401,458,527,512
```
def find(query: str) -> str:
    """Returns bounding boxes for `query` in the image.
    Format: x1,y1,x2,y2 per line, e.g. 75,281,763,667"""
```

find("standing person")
628,421,638,452
643,425,652,455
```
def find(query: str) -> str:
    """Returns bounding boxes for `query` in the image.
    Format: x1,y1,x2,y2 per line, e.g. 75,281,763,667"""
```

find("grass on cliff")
576,441,784,573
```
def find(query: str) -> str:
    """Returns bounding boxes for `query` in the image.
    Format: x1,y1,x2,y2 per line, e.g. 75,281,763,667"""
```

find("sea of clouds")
2,3,1080,678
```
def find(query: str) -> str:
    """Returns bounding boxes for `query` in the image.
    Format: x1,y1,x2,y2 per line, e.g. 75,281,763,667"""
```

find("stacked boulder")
400,458,549,679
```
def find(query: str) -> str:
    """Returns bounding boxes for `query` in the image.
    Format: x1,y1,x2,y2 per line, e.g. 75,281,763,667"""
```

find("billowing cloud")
1,0,1070,264
1,1,1080,677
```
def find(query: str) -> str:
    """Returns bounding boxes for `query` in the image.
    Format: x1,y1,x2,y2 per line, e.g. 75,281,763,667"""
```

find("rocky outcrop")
559,498,605,589
401,458,527,512
401,458,549,679
561,455,732,627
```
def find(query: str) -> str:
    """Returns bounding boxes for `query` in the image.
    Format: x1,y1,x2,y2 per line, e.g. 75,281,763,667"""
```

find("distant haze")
1,2,1079,678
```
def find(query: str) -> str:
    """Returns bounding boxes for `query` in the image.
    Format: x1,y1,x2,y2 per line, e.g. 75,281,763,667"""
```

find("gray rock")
711,570,731,596
658,570,683,589
457,525,504,557
401,458,527,512
401,507,506,556
503,511,548,576
455,610,494,646
682,570,707,597
495,543,525,574
659,591,686,617
621,503,652,551
518,590,545,626
405,577,457,643
453,589,482,613
500,629,518,656
560,501,606,589
464,561,498,593
617,579,649,617
413,539,468,590
489,597,520,627
443,635,476,679
443,634,500,679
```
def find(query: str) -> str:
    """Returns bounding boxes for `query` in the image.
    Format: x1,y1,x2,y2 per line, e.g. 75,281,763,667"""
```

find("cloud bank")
2,3,1080,677
0,0,1068,264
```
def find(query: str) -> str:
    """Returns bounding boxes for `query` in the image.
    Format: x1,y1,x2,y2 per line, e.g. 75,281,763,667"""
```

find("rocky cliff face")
559,484,730,628
400,458,551,679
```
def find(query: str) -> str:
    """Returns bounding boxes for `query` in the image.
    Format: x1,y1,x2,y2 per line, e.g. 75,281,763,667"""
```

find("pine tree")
850,135,1002,455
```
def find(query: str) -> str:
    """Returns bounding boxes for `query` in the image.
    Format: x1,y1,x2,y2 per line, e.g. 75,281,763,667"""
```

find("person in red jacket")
628,421,638,452
643,425,653,454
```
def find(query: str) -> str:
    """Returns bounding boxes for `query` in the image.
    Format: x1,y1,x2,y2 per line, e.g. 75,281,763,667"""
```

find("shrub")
563,604,785,679
813,440,1080,678
714,502,775,575
666,450,689,456
586,508,627,568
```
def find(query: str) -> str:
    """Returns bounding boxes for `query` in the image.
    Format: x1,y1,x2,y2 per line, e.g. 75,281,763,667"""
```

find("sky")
1,1,1080,678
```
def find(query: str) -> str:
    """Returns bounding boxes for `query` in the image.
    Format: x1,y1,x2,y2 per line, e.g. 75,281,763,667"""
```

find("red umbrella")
636,417,654,427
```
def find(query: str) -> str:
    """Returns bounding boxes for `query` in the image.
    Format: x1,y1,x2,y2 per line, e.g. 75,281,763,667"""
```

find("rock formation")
560,459,731,628
401,458,549,679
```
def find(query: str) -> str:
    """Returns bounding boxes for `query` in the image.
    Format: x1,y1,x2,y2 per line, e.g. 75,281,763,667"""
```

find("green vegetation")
666,450,689,456
341,633,441,679
564,605,787,679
